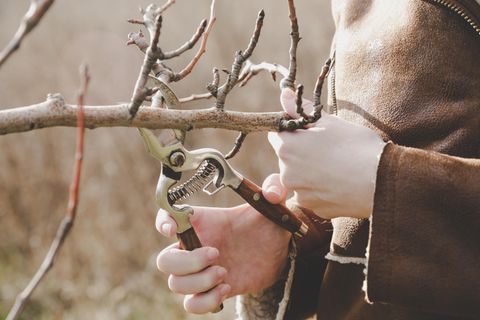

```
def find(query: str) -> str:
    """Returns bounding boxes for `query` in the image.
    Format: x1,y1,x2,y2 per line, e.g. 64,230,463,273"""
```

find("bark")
0,95,285,135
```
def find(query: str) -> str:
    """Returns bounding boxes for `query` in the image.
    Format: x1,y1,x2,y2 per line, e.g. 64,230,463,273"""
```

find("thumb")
280,88,314,118
262,173,287,204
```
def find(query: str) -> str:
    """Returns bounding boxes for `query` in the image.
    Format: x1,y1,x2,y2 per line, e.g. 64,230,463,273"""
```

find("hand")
155,174,291,314
267,88,387,219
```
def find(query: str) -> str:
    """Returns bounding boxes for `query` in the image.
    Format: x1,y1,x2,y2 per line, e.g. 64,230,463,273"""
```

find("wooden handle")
177,228,223,313
234,178,306,236
178,227,203,251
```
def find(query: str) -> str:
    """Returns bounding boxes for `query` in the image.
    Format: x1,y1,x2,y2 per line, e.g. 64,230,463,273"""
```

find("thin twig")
215,10,265,109
225,132,247,160
128,14,163,117
206,67,220,97
127,19,146,26
281,0,300,90
126,30,148,52
5,65,89,320
155,0,176,16
172,0,217,81
163,19,207,59
238,60,289,87
0,0,55,69
179,92,213,103
280,58,332,131
295,84,309,119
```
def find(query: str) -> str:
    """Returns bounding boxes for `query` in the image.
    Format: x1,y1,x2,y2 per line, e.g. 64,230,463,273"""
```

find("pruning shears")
138,80,308,252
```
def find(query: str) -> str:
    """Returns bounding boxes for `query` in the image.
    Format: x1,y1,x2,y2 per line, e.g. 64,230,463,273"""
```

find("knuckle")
207,267,220,285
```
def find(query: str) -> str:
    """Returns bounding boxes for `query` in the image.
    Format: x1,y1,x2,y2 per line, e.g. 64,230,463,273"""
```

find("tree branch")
225,132,247,160
238,60,289,87
215,10,265,109
171,0,216,81
0,97,285,135
155,0,176,16
5,65,89,320
0,0,55,69
128,14,163,117
281,0,300,89
163,19,207,59
179,92,213,103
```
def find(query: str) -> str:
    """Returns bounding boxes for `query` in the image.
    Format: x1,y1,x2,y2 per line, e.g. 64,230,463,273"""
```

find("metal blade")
148,76,181,108
138,127,179,161
148,76,186,144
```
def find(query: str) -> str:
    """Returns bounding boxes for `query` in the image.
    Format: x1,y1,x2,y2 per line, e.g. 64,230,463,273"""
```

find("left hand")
267,88,387,219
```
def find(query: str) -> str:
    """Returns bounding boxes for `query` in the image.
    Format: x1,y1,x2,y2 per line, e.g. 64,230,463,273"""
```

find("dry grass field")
0,1,333,319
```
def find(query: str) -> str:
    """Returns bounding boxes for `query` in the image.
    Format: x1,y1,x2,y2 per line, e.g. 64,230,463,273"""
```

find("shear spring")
168,161,217,203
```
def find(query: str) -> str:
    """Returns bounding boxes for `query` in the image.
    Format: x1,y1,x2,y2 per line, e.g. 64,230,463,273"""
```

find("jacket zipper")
423,0,480,36
329,54,338,115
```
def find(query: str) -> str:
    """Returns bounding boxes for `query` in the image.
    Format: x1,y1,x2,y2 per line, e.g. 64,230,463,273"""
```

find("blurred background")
0,1,334,319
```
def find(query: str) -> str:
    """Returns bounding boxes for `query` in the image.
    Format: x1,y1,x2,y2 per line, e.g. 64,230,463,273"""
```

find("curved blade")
148,76,181,108
148,76,186,143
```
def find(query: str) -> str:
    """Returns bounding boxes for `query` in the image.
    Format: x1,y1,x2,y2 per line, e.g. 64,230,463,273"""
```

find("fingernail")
207,248,219,260
220,284,231,298
161,223,172,236
267,186,282,198
217,267,227,278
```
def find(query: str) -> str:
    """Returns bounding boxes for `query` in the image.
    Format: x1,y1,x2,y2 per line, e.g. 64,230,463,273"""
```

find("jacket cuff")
365,142,480,316
364,142,398,304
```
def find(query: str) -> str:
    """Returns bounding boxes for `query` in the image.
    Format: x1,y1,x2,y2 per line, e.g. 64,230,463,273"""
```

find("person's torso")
319,0,480,319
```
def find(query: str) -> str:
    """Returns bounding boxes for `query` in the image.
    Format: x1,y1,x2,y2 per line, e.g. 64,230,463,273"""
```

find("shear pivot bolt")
253,193,261,201
169,151,186,167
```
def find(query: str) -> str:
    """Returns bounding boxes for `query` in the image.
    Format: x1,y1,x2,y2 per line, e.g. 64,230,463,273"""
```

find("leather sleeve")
366,142,480,317
284,205,332,319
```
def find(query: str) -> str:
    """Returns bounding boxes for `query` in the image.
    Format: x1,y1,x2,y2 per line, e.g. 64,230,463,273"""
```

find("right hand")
155,174,292,314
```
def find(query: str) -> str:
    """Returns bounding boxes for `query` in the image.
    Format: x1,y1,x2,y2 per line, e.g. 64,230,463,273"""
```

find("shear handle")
177,227,224,313
234,177,308,237
178,227,203,251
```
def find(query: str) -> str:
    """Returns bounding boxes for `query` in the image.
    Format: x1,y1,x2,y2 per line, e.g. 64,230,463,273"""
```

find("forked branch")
128,0,216,116
215,10,265,109
171,0,217,81
128,14,163,117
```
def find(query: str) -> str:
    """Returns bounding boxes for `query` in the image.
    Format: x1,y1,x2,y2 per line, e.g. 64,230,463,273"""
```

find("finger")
157,245,219,276
280,88,314,118
262,173,287,204
184,284,231,314
155,209,177,237
168,265,227,295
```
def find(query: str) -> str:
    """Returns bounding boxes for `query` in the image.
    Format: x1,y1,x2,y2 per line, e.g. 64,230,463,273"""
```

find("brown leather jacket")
237,0,480,319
